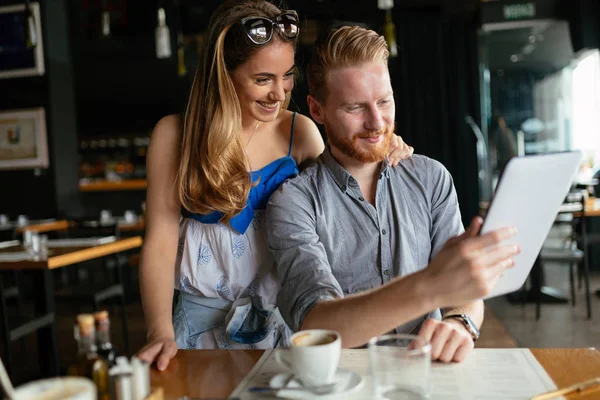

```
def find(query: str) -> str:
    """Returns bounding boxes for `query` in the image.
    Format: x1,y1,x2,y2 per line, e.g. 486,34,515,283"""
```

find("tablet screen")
481,151,582,299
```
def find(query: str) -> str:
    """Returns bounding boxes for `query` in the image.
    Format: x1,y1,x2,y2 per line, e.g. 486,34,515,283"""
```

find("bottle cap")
76,314,95,337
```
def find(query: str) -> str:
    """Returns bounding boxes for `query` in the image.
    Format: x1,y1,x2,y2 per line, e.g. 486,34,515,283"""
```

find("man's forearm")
442,300,485,328
300,269,436,348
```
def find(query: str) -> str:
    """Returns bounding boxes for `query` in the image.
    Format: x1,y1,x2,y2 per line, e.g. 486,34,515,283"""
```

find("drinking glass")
368,334,431,400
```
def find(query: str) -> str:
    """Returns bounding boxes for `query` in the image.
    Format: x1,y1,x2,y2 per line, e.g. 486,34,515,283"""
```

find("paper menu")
428,349,562,400
230,348,562,400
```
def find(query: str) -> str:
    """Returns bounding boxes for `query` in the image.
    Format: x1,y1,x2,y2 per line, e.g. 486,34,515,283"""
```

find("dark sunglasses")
240,11,300,45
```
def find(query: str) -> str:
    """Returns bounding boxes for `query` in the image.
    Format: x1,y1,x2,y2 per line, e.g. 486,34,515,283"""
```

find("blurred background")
0,0,599,385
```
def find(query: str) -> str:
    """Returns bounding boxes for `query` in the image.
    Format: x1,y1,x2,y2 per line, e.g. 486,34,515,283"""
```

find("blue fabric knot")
182,155,298,234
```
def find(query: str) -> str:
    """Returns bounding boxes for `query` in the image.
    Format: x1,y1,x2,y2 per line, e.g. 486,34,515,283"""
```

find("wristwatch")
443,314,480,342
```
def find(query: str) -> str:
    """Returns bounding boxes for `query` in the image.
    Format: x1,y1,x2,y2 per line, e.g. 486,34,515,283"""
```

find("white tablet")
481,151,583,299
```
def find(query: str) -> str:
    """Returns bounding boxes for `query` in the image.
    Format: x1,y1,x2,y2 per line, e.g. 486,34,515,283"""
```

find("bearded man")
265,26,518,363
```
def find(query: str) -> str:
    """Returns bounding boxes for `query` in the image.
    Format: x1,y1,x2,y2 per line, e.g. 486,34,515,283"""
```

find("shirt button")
384,270,392,276
382,229,387,235
358,196,364,201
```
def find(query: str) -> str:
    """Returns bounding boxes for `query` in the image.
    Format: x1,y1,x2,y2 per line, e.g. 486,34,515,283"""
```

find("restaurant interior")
1,0,600,398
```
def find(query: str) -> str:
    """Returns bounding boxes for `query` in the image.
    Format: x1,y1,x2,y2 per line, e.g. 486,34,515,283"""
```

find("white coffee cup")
12,376,96,400
276,329,341,387
0,214,8,225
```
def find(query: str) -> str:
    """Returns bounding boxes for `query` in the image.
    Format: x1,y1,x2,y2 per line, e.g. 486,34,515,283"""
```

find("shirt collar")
322,146,391,193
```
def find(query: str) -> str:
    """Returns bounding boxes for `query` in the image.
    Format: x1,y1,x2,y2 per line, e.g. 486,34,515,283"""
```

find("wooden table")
0,236,143,376
15,219,70,234
0,218,56,233
576,198,600,218
150,348,600,400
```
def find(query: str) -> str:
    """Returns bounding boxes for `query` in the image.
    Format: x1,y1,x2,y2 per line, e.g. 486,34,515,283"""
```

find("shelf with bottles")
79,134,149,191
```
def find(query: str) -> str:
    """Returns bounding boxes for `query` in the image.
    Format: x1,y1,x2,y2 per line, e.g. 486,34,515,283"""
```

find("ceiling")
178,0,480,33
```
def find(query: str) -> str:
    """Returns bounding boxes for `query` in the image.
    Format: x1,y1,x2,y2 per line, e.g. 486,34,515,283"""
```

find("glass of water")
368,334,431,400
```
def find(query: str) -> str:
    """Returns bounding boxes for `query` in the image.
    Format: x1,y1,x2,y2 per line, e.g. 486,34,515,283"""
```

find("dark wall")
1,0,482,223
391,9,481,224
0,1,58,218
68,0,191,137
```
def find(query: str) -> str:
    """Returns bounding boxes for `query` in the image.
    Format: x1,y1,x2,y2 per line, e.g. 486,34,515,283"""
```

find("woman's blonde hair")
307,26,389,104
178,1,297,222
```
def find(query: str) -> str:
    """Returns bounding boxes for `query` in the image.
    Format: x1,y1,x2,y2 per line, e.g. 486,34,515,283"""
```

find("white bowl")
11,377,96,400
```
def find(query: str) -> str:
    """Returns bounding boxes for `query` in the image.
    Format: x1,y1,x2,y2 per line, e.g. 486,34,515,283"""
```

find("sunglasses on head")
240,11,300,45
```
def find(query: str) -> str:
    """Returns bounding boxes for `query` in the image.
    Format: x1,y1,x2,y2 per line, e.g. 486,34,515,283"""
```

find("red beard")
325,122,395,163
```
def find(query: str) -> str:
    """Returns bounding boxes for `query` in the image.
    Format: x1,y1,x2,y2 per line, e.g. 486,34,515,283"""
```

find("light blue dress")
173,113,298,349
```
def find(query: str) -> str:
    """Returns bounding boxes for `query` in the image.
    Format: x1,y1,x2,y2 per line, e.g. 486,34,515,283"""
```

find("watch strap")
442,313,480,342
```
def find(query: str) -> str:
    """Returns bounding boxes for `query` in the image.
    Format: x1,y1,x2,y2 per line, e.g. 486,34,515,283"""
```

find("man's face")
309,61,395,163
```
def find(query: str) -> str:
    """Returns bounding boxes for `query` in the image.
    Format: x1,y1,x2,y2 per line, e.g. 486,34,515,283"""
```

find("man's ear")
307,95,325,125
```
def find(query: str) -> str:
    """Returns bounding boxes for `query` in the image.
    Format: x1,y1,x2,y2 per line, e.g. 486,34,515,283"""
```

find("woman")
137,0,413,370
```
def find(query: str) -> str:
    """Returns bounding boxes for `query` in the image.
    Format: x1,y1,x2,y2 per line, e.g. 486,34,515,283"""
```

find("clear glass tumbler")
368,334,431,400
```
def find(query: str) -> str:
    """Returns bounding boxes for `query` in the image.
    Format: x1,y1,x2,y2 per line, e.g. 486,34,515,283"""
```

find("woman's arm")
137,114,182,371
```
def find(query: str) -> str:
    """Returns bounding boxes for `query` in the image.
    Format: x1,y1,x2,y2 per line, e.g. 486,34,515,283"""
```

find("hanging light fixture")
378,0,397,58
101,0,111,37
155,6,172,59
24,0,37,48
173,0,186,75
177,33,187,76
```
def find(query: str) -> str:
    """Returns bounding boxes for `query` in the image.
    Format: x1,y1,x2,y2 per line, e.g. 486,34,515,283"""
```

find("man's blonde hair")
306,26,390,104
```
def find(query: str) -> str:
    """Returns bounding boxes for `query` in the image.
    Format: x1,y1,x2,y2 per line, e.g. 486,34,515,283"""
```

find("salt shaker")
110,356,134,400
131,357,151,400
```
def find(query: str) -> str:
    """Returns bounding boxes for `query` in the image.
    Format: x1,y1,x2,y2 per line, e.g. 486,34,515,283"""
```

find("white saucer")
269,369,364,399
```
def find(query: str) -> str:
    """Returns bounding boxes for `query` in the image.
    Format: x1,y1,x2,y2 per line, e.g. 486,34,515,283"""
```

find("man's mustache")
354,125,395,139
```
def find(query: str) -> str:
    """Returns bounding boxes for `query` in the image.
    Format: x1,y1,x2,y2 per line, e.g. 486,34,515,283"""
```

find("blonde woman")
137,0,413,370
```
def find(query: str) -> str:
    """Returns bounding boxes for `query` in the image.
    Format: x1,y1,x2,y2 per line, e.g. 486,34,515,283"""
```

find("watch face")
463,316,480,339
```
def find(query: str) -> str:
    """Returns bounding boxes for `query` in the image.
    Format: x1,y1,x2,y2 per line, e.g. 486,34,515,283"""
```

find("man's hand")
388,135,414,166
423,216,519,307
418,318,474,363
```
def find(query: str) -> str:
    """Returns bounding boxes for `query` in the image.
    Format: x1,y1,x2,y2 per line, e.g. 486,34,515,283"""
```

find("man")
266,26,519,363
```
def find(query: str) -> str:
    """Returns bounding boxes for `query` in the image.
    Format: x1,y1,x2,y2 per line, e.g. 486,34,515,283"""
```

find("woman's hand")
388,135,414,166
137,335,178,371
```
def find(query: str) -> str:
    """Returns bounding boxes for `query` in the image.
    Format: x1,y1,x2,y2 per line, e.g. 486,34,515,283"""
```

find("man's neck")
330,146,382,204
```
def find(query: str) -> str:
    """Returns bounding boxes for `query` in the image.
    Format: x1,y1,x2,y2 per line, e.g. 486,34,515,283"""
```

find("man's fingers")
485,257,516,283
438,332,465,363
156,341,178,371
481,244,520,268
429,324,452,360
465,216,483,238
417,318,437,344
461,226,517,253
452,340,474,363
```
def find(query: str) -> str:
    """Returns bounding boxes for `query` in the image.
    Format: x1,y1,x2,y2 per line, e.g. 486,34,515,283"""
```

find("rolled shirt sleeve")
266,179,343,332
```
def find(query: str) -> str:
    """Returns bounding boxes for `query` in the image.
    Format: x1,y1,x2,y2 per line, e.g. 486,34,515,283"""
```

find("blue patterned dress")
173,113,298,349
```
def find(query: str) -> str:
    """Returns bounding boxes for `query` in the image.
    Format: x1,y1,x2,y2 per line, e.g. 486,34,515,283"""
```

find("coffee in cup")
291,332,338,347
276,329,341,387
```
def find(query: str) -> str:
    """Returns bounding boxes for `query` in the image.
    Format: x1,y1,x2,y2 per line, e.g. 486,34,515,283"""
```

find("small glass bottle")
383,9,398,58
94,310,119,367
69,314,111,400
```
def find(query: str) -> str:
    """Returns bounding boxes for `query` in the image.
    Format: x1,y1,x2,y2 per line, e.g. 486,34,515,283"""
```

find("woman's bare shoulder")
288,112,325,165
152,114,182,142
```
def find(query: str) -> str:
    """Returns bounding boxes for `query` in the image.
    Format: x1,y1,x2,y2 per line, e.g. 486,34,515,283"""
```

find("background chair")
537,190,591,319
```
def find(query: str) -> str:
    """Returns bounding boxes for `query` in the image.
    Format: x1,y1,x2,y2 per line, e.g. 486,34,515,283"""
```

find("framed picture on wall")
0,2,45,79
0,107,49,170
